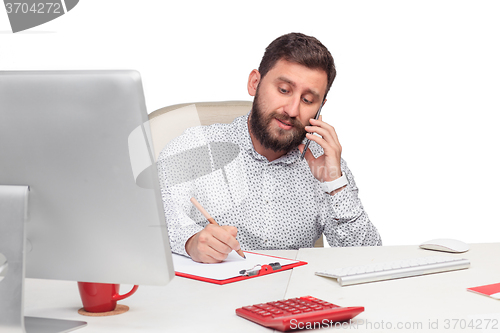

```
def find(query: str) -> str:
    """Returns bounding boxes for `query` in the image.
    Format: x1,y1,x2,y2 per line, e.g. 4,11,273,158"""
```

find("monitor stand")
0,186,87,333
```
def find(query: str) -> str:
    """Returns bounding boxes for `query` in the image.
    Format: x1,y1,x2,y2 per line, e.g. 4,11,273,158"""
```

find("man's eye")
279,87,288,94
303,97,312,104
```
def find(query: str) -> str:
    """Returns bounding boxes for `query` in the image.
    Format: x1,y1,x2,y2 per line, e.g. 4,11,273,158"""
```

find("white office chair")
148,101,323,247
148,101,252,160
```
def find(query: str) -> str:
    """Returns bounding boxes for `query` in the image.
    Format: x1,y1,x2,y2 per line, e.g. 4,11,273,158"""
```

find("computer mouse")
419,238,469,253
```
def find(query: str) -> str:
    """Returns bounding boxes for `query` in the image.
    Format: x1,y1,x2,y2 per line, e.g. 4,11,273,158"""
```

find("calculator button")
243,306,258,312
272,312,288,318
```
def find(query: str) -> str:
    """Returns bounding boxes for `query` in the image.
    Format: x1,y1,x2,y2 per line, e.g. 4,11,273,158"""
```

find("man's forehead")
265,59,328,99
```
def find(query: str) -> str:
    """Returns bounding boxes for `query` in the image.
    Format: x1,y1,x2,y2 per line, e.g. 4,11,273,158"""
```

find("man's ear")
247,69,261,97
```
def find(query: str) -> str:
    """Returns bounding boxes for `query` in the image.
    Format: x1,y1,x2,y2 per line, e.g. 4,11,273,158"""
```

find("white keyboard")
315,256,470,286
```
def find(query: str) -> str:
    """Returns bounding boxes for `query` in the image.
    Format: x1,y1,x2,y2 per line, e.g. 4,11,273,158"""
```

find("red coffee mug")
77,282,139,313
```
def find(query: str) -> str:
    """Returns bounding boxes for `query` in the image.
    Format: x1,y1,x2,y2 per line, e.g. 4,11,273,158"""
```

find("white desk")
24,250,297,333
286,243,500,332
24,244,500,332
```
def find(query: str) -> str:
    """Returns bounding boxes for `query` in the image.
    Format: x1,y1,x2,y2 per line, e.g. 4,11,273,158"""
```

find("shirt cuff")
326,185,361,222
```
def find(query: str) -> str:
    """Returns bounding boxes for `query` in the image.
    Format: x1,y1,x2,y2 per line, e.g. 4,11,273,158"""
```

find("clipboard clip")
239,262,282,277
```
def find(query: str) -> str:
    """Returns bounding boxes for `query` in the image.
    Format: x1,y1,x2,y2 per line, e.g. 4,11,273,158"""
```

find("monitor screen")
0,70,174,286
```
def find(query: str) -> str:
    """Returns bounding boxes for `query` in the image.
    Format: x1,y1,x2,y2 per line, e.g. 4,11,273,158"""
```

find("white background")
1,1,499,246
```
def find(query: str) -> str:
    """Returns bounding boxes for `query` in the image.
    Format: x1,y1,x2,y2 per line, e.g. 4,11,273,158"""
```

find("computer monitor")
0,70,175,332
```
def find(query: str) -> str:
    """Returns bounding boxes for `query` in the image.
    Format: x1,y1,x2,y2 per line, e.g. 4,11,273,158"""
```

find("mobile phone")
300,104,323,160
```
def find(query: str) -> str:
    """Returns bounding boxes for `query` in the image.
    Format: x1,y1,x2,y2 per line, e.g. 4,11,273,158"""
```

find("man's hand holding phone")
299,115,345,195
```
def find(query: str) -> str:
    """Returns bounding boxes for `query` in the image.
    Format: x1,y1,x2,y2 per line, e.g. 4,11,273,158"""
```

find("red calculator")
236,296,364,331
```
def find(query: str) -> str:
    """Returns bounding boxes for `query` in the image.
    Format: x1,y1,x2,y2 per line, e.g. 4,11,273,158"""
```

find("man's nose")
283,96,300,118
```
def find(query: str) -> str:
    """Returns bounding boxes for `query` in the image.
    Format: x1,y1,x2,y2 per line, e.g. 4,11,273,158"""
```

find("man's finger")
201,246,227,263
221,225,238,237
212,225,241,253
305,125,335,146
309,118,341,148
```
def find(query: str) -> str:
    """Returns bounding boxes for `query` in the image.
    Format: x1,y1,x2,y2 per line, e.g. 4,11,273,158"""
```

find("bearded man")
158,33,381,263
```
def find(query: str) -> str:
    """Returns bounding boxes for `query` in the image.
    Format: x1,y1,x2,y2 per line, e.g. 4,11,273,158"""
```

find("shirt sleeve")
156,127,206,257
159,184,203,257
322,158,382,247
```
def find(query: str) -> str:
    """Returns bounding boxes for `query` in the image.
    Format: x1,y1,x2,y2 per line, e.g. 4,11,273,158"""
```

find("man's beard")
249,91,307,154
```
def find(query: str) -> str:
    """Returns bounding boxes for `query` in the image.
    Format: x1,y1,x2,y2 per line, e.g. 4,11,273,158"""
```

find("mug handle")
112,285,139,301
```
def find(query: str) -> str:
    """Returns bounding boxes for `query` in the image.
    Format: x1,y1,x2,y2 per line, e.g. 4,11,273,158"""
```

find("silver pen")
300,104,324,160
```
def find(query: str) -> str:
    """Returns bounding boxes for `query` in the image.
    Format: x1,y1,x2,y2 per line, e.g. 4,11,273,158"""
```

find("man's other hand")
298,115,345,195
185,224,241,263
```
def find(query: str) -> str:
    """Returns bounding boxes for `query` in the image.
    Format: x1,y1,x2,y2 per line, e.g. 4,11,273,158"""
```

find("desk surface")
25,250,297,333
24,245,500,332
286,243,500,332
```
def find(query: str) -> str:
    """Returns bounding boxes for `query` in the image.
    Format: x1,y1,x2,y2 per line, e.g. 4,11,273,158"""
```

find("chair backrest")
148,100,324,248
148,100,252,160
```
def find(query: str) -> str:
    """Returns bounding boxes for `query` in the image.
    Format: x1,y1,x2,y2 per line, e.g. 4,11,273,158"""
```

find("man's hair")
258,32,336,98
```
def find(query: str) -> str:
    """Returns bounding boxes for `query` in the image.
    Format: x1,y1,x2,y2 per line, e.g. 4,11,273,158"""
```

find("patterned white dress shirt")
157,113,381,256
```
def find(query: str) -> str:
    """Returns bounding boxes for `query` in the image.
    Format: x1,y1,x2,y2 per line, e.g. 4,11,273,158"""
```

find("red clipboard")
174,251,307,285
